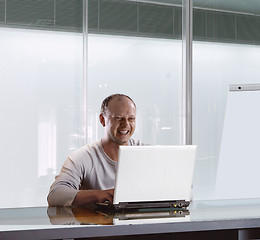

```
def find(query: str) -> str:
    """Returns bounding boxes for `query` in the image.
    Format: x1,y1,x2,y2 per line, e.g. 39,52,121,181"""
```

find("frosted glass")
0,28,84,208
87,34,182,145
193,41,260,200
2,29,260,207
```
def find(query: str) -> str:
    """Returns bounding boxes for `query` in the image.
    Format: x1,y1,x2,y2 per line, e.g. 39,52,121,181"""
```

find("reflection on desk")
2,199,260,240
1,198,260,226
47,207,113,225
113,209,190,225
47,207,190,225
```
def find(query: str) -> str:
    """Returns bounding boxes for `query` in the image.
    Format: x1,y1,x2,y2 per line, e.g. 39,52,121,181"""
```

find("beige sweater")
47,139,142,206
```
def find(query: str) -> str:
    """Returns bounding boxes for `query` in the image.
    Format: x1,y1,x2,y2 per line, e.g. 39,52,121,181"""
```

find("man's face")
101,96,136,145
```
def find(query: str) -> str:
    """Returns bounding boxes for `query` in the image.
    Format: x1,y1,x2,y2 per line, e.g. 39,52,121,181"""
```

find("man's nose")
120,118,129,126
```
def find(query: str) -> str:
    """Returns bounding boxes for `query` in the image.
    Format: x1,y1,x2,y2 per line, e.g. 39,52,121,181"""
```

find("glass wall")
87,0,183,145
3,0,259,208
0,0,184,208
87,34,182,145
0,1,84,208
192,0,260,200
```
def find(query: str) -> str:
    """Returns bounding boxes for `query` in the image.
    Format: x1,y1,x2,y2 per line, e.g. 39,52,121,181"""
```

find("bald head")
100,94,136,115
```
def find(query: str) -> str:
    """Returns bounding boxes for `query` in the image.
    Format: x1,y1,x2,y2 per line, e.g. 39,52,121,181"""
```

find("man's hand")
72,189,114,206
95,189,114,203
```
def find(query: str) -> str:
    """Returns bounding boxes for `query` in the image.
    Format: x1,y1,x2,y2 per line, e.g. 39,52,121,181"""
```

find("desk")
1,199,260,240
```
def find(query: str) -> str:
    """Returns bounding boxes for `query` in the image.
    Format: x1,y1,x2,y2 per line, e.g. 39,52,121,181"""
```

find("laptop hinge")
114,200,190,210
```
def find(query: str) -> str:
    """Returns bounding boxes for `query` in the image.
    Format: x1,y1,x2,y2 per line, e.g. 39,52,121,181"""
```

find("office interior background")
1,0,260,208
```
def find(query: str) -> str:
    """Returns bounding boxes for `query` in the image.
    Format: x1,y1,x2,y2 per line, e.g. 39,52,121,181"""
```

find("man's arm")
72,189,114,206
48,155,102,207
47,155,115,207
47,157,84,206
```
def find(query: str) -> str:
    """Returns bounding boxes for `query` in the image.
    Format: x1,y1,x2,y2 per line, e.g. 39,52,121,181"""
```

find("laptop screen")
113,145,197,206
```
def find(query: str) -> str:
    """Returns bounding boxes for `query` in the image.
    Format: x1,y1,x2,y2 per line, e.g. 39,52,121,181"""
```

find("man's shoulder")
69,140,102,160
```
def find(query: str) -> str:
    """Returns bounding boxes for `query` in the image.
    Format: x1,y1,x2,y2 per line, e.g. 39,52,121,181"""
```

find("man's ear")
99,113,106,127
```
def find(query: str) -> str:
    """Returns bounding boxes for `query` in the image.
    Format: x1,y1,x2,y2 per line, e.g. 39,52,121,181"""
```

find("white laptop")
98,145,197,211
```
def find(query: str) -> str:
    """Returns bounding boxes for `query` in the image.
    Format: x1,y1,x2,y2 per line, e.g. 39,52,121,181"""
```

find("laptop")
97,145,197,212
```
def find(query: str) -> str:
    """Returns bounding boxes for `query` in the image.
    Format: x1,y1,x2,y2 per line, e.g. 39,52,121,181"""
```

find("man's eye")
114,116,122,120
129,118,135,122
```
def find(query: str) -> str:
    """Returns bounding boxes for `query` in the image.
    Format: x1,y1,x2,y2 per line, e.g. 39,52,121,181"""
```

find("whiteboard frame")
230,84,260,92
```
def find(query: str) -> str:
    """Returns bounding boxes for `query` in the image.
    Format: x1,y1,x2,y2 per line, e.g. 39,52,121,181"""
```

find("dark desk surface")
1,199,260,239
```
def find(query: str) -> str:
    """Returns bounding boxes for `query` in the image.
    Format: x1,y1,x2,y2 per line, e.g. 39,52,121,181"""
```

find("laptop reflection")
47,207,190,225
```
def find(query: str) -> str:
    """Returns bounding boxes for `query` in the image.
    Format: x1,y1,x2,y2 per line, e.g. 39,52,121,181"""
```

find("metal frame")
230,84,260,92
82,0,88,145
182,0,193,145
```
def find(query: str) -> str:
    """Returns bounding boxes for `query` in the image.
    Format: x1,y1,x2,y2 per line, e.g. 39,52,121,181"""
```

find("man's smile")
118,130,129,135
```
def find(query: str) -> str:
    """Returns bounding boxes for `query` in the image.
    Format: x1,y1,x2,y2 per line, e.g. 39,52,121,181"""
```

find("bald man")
47,94,143,207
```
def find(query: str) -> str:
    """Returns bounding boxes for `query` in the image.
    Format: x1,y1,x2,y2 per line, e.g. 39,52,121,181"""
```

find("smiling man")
47,94,143,207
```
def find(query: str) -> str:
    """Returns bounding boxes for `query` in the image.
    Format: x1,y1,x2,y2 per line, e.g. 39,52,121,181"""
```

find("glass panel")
0,0,184,208
87,0,183,146
192,0,260,200
0,23,84,207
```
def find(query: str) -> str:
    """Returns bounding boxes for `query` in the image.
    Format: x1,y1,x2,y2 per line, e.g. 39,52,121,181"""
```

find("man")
47,94,143,206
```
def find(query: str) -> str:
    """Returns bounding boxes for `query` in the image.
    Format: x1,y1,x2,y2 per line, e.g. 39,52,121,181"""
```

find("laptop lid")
113,145,197,208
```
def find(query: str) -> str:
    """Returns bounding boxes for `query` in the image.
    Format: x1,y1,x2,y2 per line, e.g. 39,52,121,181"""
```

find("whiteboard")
214,84,260,200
